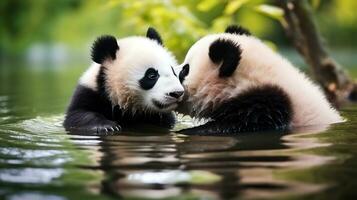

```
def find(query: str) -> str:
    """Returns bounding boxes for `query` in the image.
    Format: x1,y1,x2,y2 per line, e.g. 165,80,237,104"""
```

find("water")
1,61,357,200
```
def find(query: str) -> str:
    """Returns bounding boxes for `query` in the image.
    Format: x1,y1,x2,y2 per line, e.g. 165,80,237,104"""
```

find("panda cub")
64,28,184,134
176,25,344,134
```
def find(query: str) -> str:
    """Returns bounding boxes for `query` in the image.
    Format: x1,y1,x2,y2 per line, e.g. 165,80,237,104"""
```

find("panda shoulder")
79,63,101,91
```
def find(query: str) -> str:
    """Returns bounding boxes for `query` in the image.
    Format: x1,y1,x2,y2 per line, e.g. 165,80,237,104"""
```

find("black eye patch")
139,68,160,90
179,64,190,83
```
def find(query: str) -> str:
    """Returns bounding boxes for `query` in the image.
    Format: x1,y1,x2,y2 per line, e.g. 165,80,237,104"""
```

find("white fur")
79,63,101,90
79,36,183,113
178,33,344,127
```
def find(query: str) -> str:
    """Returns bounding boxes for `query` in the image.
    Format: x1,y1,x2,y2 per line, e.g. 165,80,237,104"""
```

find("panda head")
91,28,184,113
176,25,271,116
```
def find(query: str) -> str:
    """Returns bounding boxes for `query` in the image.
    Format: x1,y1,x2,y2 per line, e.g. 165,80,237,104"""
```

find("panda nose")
168,91,184,99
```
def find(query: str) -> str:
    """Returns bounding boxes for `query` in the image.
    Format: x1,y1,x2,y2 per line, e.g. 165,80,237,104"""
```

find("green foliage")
197,0,220,12
316,0,357,48
0,0,82,54
254,4,283,21
310,0,321,10
0,0,356,58
0,0,278,59
224,0,249,15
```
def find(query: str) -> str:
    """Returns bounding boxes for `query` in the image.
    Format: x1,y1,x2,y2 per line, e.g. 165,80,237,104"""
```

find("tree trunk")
275,0,356,107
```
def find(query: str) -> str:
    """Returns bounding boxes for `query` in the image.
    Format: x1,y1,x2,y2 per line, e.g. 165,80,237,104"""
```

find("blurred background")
1,1,357,199
0,0,357,117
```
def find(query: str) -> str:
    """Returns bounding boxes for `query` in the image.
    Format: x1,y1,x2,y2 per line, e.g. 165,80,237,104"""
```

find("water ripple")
0,114,346,199
0,168,63,184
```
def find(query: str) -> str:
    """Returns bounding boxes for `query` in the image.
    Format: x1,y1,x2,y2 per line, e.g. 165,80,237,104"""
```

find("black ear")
179,64,190,83
91,35,119,64
209,39,241,77
225,25,251,36
146,27,163,46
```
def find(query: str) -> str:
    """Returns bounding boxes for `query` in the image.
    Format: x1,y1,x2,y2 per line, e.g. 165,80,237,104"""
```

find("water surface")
0,61,357,200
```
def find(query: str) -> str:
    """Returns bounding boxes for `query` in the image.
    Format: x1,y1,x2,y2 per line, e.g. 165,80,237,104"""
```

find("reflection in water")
7,193,66,200
0,168,63,184
0,116,104,199
0,113,353,199
95,123,331,200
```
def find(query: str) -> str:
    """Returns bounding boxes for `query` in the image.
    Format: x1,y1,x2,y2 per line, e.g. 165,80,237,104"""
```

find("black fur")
64,85,119,134
171,66,177,77
178,85,293,135
146,27,163,45
97,66,108,97
64,85,176,135
209,39,241,77
91,35,119,64
179,64,190,83
225,25,251,36
139,68,160,90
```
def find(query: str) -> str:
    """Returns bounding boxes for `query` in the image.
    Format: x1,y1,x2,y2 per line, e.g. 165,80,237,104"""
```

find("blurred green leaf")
197,0,220,11
254,4,284,21
103,0,120,9
224,0,249,15
212,15,231,32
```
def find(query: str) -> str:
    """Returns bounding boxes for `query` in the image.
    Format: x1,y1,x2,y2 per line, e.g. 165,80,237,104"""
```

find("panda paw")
96,124,122,134
65,120,122,135
89,120,122,135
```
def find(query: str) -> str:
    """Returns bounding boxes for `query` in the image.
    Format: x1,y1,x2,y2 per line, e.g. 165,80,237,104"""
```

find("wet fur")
178,85,292,135
64,84,175,134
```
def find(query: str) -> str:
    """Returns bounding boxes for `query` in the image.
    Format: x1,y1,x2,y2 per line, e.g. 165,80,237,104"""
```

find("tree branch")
276,0,355,106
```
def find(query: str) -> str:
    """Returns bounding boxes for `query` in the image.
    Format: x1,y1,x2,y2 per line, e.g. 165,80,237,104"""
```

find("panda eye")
140,68,159,90
147,73,157,79
146,69,159,80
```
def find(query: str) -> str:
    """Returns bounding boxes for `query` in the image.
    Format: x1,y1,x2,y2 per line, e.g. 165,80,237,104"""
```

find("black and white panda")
64,28,184,134
176,25,344,134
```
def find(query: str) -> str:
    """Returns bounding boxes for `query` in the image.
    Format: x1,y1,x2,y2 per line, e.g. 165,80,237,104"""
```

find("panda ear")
146,27,163,46
209,38,241,77
225,25,251,36
91,35,119,64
